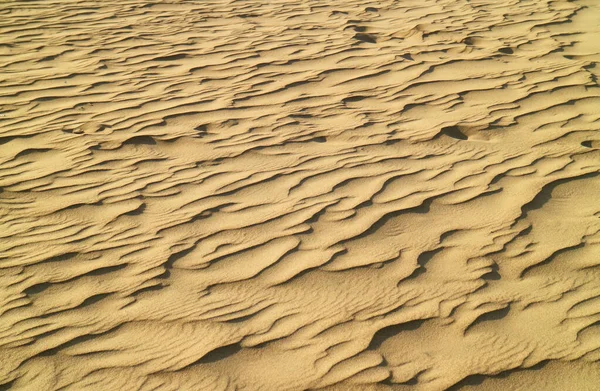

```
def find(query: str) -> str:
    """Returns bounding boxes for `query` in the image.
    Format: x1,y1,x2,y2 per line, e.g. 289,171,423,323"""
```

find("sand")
1,0,600,390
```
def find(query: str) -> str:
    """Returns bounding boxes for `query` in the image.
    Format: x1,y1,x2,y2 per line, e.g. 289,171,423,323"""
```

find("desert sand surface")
1,0,600,390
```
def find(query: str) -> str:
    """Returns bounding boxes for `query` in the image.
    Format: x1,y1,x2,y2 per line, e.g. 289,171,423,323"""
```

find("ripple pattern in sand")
1,0,600,390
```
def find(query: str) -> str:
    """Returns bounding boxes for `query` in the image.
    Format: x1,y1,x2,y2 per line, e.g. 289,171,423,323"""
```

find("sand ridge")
1,0,600,390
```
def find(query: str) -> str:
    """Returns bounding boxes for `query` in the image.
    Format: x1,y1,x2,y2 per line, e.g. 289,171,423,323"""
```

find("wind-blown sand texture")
1,0,600,390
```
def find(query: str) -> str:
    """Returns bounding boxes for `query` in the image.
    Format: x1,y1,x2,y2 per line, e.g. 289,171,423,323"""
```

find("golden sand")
1,0,600,390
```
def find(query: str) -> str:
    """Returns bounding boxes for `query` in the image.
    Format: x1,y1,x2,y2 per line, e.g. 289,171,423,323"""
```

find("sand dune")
1,0,600,390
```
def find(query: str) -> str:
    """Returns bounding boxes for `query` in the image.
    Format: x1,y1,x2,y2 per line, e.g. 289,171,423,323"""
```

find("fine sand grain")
1,0,600,390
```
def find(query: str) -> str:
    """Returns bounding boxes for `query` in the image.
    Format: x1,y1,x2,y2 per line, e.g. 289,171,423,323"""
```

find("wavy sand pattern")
1,0,600,390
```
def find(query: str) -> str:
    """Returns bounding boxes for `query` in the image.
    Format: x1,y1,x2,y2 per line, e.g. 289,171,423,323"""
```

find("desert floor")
1,0,600,390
